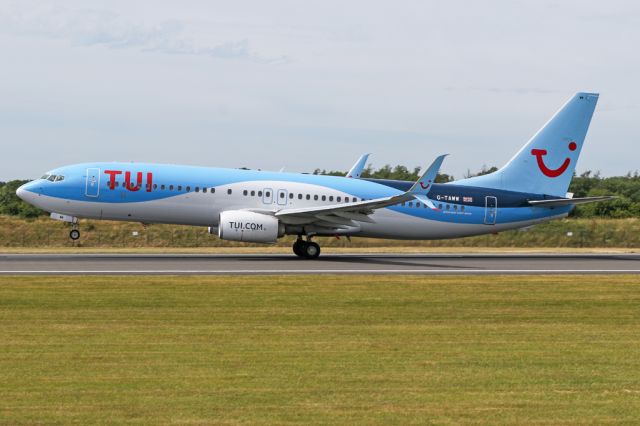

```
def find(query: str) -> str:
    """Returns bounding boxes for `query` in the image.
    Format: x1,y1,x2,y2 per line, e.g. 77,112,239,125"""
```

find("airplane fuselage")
17,161,570,240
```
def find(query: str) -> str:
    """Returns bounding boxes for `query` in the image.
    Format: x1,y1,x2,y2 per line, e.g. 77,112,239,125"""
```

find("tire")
303,242,321,259
69,229,80,240
292,240,305,257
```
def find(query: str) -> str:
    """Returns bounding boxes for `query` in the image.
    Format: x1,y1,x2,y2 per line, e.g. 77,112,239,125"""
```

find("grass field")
3,216,640,249
1,275,639,424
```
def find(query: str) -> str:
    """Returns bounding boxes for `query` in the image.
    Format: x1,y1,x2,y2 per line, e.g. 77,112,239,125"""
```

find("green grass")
3,216,640,249
1,275,639,424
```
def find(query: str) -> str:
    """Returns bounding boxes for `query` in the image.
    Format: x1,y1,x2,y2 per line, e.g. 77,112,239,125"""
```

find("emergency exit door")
85,168,100,198
484,196,497,224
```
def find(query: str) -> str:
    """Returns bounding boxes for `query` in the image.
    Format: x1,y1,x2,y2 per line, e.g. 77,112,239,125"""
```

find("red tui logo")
419,179,432,190
531,141,577,178
104,170,153,192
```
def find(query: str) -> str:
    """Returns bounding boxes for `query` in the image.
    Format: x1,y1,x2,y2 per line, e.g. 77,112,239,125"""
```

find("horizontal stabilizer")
528,196,616,207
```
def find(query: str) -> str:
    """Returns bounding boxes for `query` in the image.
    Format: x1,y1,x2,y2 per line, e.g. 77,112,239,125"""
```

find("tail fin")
457,92,599,196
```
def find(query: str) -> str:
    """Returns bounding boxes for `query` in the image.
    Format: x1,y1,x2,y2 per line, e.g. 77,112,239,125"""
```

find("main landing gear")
292,237,321,259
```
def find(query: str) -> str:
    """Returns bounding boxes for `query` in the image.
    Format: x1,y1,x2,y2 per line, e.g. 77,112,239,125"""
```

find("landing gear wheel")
292,240,306,257
303,242,321,259
69,229,80,240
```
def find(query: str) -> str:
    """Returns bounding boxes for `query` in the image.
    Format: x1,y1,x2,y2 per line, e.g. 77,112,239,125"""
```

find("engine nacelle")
218,210,284,243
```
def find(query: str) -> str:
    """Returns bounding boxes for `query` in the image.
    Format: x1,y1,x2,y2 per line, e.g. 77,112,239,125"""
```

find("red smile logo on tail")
419,179,432,189
531,141,577,178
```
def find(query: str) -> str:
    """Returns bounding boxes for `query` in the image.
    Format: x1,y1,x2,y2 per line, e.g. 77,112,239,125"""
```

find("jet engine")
218,210,284,243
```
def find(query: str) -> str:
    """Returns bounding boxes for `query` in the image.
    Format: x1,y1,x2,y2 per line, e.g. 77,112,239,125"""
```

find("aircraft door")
85,168,100,198
484,196,497,225
277,189,288,206
262,188,273,204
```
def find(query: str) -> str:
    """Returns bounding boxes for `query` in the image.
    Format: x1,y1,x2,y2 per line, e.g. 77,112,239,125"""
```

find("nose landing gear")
292,237,321,259
69,228,80,240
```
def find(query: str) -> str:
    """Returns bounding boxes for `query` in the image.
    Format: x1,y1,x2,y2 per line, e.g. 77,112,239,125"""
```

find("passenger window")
329,196,334,202
228,189,233,195
337,196,341,202
203,188,207,193
169,185,174,191
461,205,465,211
161,184,165,190
289,193,294,199
408,202,413,208
416,202,421,208
178,185,182,191
446,204,450,210
454,204,458,210
258,191,263,197
186,186,191,192
345,197,350,202
314,195,318,201
195,187,200,192
402,202,406,207
280,192,285,198
321,195,326,201
298,194,302,200
243,190,248,196
306,194,310,200
211,188,215,194
438,203,442,209
153,184,157,190
251,190,255,196
265,191,270,197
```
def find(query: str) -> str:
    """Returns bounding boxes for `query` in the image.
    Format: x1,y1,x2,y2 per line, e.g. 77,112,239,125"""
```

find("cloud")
0,6,289,64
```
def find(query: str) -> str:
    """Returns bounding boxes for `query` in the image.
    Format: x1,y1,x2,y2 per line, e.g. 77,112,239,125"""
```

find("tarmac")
1,253,640,275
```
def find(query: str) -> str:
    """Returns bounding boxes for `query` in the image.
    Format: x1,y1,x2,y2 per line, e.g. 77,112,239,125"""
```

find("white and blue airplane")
17,92,613,258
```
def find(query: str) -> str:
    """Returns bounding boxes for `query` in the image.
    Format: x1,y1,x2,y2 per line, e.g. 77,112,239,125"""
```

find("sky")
1,0,639,181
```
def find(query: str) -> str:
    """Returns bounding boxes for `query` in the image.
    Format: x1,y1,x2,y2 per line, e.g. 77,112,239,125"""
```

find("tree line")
2,167,640,218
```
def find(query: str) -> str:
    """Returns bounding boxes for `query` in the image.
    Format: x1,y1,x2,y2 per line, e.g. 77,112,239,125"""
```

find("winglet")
407,154,447,209
408,154,447,194
346,153,370,178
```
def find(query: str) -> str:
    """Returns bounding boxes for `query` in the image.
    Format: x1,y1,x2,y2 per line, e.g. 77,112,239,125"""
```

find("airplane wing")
345,153,370,178
528,196,616,207
275,155,447,228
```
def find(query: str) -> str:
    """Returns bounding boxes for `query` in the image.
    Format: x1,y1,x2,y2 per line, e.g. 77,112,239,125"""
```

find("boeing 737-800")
17,92,613,258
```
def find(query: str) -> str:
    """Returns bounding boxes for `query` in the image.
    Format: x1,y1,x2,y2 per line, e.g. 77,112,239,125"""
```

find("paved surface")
1,253,640,275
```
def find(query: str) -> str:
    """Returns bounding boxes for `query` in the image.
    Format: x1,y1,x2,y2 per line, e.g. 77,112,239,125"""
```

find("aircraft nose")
16,184,27,200
16,182,36,201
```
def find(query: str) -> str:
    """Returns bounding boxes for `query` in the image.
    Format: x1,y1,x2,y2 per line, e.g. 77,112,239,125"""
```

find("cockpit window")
43,174,65,182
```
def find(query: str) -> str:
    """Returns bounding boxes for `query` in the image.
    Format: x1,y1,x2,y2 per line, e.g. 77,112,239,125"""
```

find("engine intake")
218,210,284,243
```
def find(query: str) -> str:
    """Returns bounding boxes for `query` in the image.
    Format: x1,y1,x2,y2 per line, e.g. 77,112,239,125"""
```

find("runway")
1,253,640,275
